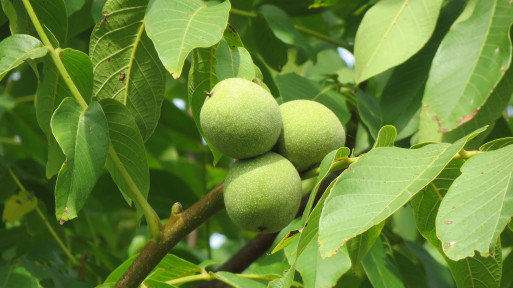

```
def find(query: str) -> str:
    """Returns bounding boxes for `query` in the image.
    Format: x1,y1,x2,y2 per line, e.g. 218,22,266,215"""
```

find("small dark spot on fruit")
257,225,266,232
15,199,22,205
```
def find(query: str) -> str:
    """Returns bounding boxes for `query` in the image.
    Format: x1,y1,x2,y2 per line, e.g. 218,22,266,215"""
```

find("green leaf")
258,5,315,61
354,0,443,83
145,254,201,283
145,0,230,79
296,234,351,288
380,0,467,141
188,47,223,164
215,39,256,81
480,137,513,151
356,89,381,139
65,0,86,16
436,143,513,260
1,0,68,43
361,237,405,288
373,125,397,148
346,222,385,272
90,0,166,141
252,17,288,71
318,127,485,258
2,190,37,223
0,263,39,288
275,73,350,125
213,271,267,288
442,57,513,143
51,98,109,222
411,159,503,288
422,0,513,133
0,35,47,82
35,49,93,178
100,99,149,214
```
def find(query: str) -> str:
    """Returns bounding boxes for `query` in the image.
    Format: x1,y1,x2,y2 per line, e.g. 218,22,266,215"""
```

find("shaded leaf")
258,5,315,61
276,73,350,125
422,0,513,133
437,144,513,260
90,0,166,141
347,222,385,272
362,237,405,288
51,98,109,221
145,0,230,79
1,0,67,43
318,127,485,258
188,47,223,164
100,99,149,214
35,49,93,178
252,17,288,71
354,0,443,83
0,34,47,82
356,89,381,140
296,233,351,288
2,190,37,223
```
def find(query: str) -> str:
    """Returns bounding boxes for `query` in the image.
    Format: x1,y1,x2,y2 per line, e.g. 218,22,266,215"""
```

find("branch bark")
115,183,225,288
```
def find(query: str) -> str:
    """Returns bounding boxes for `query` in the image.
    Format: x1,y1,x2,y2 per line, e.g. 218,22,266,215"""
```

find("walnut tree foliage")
1,0,513,287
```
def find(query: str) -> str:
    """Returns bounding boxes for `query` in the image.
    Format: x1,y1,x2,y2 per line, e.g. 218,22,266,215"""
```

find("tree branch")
115,183,225,288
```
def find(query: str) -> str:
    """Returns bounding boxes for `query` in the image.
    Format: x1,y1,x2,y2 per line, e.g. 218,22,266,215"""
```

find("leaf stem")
229,8,352,51
455,149,482,159
8,167,80,266
329,156,359,173
107,145,162,240
7,167,26,191
36,206,81,266
21,0,87,109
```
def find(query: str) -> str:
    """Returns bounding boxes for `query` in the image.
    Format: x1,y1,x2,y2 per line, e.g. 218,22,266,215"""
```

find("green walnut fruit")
200,78,282,159
224,152,302,233
276,100,345,172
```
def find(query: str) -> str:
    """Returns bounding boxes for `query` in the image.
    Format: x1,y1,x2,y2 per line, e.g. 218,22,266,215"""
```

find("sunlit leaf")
412,159,503,287
318,127,485,258
354,0,443,83
0,35,47,82
437,144,513,260
422,0,513,133
215,39,255,81
145,0,230,79
90,0,166,141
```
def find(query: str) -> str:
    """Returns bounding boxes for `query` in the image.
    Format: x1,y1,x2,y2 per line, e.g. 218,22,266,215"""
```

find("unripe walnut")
223,152,302,233
276,100,345,172
200,78,282,159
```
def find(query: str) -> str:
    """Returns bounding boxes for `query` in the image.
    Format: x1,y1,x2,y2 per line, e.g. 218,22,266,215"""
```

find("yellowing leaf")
2,190,37,223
